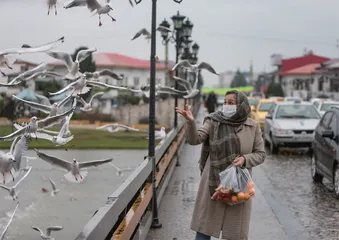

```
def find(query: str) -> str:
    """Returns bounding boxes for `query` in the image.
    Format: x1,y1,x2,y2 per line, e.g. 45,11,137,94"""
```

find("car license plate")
294,135,312,140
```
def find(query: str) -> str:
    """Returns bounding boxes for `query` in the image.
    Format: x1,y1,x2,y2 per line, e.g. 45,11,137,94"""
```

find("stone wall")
110,98,186,128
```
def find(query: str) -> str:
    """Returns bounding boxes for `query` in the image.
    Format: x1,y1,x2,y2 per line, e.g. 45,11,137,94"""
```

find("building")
218,70,259,88
272,52,332,99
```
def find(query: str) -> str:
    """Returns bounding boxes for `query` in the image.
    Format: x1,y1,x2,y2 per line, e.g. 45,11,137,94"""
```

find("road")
147,145,339,240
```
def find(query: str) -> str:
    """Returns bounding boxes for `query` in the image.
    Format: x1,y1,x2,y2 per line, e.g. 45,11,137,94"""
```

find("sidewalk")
147,108,289,240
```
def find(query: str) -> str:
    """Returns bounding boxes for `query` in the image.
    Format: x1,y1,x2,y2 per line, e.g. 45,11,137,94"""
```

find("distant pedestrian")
176,90,266,240
205,91,217,114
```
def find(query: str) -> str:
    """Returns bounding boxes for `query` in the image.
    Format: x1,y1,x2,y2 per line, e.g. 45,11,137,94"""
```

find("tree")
230,69,248,88
265,82,284,97
71,46,97,100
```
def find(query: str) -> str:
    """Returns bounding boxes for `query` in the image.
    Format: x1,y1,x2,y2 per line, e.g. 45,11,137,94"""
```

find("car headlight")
274,129,293,135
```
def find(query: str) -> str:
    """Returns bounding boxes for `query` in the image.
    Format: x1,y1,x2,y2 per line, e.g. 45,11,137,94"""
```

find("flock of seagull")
0,7,219,236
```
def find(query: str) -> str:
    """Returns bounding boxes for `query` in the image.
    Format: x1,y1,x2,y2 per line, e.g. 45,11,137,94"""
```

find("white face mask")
222,104,237,117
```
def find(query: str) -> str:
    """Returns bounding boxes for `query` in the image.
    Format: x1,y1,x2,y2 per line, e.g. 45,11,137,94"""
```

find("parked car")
248,97,259,111
269,96,284,102
313,100,339,116
263,101,321,154
311,106,339,198
284,96,302,102
250,99,275,130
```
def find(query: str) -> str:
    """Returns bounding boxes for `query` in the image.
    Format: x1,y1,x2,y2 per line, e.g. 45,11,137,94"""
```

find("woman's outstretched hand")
176,104,194,121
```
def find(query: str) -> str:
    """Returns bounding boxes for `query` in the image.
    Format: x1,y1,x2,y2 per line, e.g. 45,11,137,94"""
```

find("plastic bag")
211,165,255,206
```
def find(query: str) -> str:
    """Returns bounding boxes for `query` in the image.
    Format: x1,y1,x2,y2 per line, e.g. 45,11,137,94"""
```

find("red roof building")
279,54,330,75
49,52,168,70
280,63,327,76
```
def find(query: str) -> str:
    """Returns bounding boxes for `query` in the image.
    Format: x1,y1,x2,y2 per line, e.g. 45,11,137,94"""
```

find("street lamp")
192,42,200,56
134,0,183,231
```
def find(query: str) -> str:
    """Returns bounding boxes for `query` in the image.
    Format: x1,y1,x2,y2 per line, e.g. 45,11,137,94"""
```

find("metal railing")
74,96,201,240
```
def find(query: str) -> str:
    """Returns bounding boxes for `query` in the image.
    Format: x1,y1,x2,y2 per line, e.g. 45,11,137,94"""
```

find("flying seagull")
172,59,219,75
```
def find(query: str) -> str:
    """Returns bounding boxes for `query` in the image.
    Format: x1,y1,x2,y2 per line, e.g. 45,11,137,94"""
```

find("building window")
156,78,161,84
134,77,140,86
147,78,150,85
318,78,323,91
124,76,128,86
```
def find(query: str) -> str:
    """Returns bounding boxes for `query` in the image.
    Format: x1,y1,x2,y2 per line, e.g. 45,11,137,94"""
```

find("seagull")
96,123,140,133
109,163,133,176
0,105,75,141
171,59,219,75
87,0,116,27
46,48,97,80
48,77,91,96
32,115,74,150
78,91,104,112
85,80,130,91
84,69,123,81
146,127,166,140
0,166,32,201
0,37,65,57
172,76,200,99
0,203,19,240
34,149,113,183
40,112,73,139
47,0,58,15
0,153,16,184
131,26,172,42
49,178,60,196
21,156,35,173
13,89,74,117
32,225,63,240
0,81,23,87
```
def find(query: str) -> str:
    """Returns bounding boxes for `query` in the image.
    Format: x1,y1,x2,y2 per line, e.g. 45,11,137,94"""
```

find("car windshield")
320,103,339,111
276,105,321,119
259,102,274,112
248,99,259,107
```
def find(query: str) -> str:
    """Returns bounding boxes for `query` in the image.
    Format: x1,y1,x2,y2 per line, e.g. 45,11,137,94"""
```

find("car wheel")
270,140,279,154
333,164,339,199
311,154,323,183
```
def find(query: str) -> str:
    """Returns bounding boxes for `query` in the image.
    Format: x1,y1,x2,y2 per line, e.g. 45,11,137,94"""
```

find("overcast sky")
1,0,339,87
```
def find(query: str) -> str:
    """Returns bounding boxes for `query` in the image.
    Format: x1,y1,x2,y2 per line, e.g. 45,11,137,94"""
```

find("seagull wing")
34,149,72,171
156,25,172,33
49,178,57,191
8,62,47,84
63,0,87,8
89,92,104,105
57,117,70,138
172,76,192,90
98,70,123,80
0,37,64,56
86,80,128,90
131,28,150,40
0,185,10,192
48,81,78,96
35,132,54,142
96,124,116,130
198,61,219,75
46,51,73,72
79,158,113,169
37,106,75,129
171,59,191,71
183,89,200,99
12,135,29,171
46,226,63,236
0,203,19,240
13,166,32,188
76,48,97,63
9,136,20,155
0,127,26,142
116,124,140,131
39,129,60,135
12,95,52,114
86,0,102,12
31,226,44,235
56,89,75,108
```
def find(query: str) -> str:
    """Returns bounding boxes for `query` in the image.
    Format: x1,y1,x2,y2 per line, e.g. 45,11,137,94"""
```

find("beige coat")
186,117,266,240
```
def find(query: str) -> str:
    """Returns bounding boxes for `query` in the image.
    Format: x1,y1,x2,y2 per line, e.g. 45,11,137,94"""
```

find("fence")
74,95,201,240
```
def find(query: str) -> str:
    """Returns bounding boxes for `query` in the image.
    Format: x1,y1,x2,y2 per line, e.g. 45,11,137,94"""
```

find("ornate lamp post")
159,11,193,128
135,0,183,230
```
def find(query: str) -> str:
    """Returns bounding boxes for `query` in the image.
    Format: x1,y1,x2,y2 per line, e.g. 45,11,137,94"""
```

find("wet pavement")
147,108,339,240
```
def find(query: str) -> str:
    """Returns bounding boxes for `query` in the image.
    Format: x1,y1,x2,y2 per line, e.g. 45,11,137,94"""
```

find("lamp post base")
151,219,163,229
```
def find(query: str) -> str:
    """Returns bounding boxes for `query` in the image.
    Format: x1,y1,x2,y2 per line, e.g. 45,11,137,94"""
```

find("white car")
284,96,302,102
313,100,339,116
263,101,321,154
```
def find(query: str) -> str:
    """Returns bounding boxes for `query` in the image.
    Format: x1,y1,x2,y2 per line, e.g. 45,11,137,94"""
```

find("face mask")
222,104,237,117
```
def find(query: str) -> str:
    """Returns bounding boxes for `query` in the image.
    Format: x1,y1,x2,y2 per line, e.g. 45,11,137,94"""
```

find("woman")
176,90,266,240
